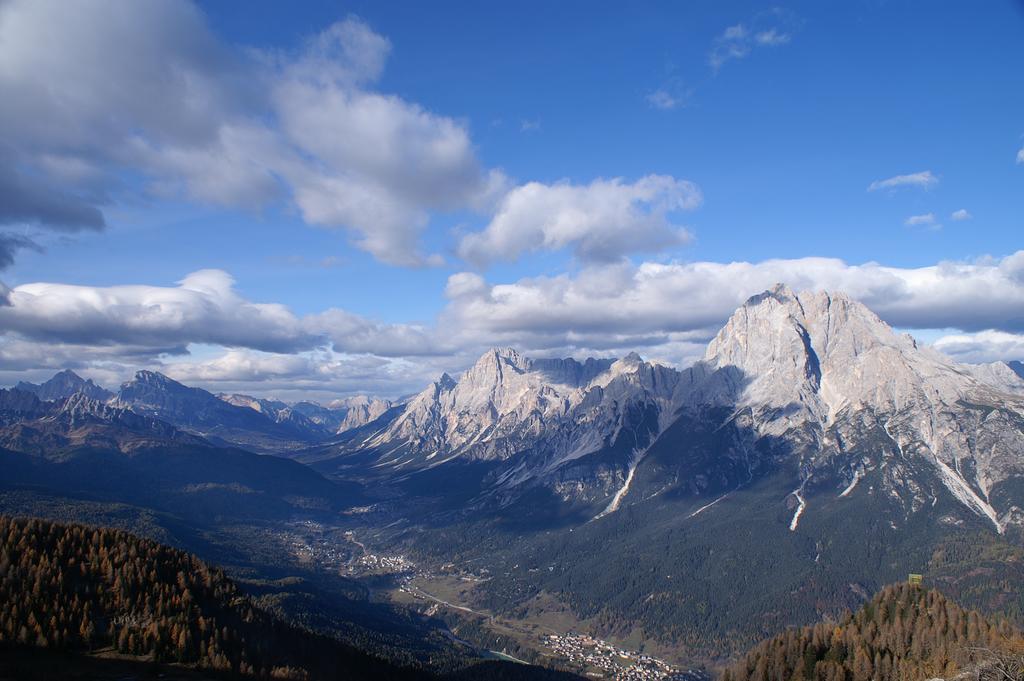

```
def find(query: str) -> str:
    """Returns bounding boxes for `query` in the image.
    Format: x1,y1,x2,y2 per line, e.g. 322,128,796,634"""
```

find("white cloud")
457,175,702,265
867,171,939,192
934,330,1024,364
0,270,313,353
1017,146,1024,164
950,209,972,221
0,339,445,402
161,347,444,399
441,251,1024,354
167,348,447,402
0,269,444,359
709,10,799,71
305,309,443,357
0,2,499,267
905,213,939,229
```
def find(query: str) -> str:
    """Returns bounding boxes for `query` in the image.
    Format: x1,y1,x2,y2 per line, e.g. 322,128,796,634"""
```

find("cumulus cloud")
950,209,972,221
0,0,243,240
162,348,443,401
934,331,1024,364
441,251,1024,355
709,9,800,71
0,1,501,267
0,270,313,353
867,171,939,192
305,309,444,357
0,338,445,402
0,269,445,359
167,349,322,384
457,175,702,265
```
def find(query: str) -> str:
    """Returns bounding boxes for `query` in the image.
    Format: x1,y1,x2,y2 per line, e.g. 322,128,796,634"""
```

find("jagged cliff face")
669,284,1024,533
220,394,393,435
962,361,1024,396
325,396,394,433
685,285,994,424
340,348,679,503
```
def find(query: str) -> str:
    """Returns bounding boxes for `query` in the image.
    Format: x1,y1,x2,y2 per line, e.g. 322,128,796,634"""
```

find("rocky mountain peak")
54,391,127,424
616,351,644,368
129,370,178,388
682,284,1024,533
15,369,113,403
696,285,958,422
0,387,45,422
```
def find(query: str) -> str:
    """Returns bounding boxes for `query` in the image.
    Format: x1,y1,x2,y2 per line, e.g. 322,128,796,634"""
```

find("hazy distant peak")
15,369,113,403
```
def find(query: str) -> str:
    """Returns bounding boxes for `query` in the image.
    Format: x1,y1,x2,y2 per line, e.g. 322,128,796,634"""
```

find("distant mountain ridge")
16,369,113,402
220,391,394,435
109,370,329,452
0,384,359,522
6,369,394,454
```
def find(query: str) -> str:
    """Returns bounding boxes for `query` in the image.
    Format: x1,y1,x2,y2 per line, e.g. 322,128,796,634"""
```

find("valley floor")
336,528,710,680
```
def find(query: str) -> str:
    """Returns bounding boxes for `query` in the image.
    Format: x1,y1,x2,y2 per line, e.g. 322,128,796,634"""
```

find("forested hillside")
0,516,584,680
0,515,433,679
723,583,1022,681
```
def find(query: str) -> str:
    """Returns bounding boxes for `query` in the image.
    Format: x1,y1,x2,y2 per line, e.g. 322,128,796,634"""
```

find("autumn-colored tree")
725,584,1022,681
0,515,430,680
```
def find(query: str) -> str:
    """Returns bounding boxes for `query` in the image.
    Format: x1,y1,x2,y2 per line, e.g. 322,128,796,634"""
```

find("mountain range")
4,283,1024,667
6,367,394,454
6,283,1024,548
305,284,1024,535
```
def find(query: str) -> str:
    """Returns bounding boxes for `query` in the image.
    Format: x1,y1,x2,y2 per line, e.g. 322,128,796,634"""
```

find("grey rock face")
341,347,679,506
341,284,1024,529
112,371,320,452
672,284,1024,532
16,369,113,402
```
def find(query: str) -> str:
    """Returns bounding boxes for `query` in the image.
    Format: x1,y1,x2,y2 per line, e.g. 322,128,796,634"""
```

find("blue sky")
0,0,1022,399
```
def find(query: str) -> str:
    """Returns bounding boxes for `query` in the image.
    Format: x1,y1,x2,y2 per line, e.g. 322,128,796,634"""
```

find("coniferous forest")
724,583,1023,681
0,515,432,679
0,515,582,681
